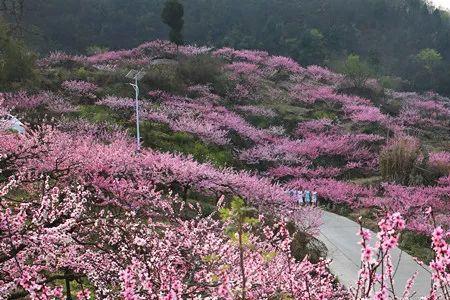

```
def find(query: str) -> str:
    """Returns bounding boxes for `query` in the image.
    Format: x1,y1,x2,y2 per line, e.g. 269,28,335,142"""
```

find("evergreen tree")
161,0,184,46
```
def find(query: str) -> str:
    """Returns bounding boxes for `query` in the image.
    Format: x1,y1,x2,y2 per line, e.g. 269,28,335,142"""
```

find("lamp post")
125,69,145,151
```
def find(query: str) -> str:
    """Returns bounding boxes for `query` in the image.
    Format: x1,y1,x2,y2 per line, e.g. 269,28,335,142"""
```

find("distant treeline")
11,0,450,95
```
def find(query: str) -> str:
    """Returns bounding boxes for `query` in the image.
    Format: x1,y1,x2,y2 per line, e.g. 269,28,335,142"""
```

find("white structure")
125,69,146,151
431,0,450,10
0,114,25,134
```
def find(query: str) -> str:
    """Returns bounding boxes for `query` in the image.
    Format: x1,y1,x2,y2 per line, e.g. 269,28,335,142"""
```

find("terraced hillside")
1,40,450,298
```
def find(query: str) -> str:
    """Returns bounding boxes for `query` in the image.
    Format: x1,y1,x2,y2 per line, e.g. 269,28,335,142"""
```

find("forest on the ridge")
15,0,450,95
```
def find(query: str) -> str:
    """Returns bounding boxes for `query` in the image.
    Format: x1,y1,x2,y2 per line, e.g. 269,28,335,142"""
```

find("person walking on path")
287,189,294,198
305,190,311,206
312,189,318,207
297,190,304,206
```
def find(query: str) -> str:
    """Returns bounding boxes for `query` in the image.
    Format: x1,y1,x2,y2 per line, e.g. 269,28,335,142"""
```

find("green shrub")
399,230,434,263
85,45,109,56
75,67,89,80
286,220,327,263
337,54,373,89
379,76,405,91
178,54,230,94
311,109,338,120
178,54,222,84
381,98,403,116
78,105,123,124
0,23,36,89
144,64,185,94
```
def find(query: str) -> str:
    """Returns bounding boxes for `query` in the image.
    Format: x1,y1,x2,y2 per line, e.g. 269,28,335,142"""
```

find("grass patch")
139,121,235,167
270,103,310,132
77,105,124,124
311,108,338,120
245,115,273,129
349,176,383,187
399,230,434,263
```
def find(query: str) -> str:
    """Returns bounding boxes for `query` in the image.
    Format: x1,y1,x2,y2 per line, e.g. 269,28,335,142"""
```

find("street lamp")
125,69,146,151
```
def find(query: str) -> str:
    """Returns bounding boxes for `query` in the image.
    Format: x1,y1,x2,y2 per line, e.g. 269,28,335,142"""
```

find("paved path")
318,211,432,299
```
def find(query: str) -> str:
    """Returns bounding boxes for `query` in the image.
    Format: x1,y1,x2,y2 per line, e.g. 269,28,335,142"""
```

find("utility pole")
125,69,145,151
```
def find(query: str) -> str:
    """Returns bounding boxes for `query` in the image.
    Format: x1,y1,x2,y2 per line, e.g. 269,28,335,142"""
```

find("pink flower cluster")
214,47,305,100
97,96,137,110
1,91,46,110
266,55,303,74
40,40,212,68
429,151,450,170
344,104,387,123
288,177,374,206
390,90,450,128
213,48,269,63
353,213,407,299
1,91,77,113
295,119,337,138
186,84,221,102
289,81,389,125
235,105,277,117
430,224,450,295
306,65,344,83
62,80,98,95
143,92,272,145
241,132,381,176
0,122,339,298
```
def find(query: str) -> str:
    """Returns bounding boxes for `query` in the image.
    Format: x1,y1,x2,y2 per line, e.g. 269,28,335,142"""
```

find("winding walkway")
318,211,432,299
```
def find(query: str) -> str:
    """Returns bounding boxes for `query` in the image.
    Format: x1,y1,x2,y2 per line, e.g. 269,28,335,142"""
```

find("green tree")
415,48,442,73
416,48,442,72
0,20,35,88
340,54,373,88
299,28,327,65
161,0,184,46
220,197,259,300
411,48,443,90
0,0,26,37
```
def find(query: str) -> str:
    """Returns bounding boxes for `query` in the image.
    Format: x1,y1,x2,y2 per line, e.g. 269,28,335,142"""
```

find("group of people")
287,188,319,207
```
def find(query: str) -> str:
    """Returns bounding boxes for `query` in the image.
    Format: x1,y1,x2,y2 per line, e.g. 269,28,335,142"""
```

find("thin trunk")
238,223,246,300
65,274,72,300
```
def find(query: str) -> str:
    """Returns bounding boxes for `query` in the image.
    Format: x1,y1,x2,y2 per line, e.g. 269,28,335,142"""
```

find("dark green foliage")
378,76,405,91
0,22,36,89
22,0,450,96
310,104,339,121
77,105,124,125
338,54,374,89
178,55,229,94
178,55,221,84
161,0,184,45
292,28,328,66
407,48,444,91
416,48,443,72
140,55,229,95
144,64,185,94
290,230,327,264
399,230,434,263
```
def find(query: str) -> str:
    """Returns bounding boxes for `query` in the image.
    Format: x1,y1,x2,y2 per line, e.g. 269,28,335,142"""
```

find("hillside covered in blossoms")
1,39,450,299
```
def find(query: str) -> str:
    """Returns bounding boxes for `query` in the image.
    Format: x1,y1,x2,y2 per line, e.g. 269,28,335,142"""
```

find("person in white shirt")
312,188,318,207
297,190,304,206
